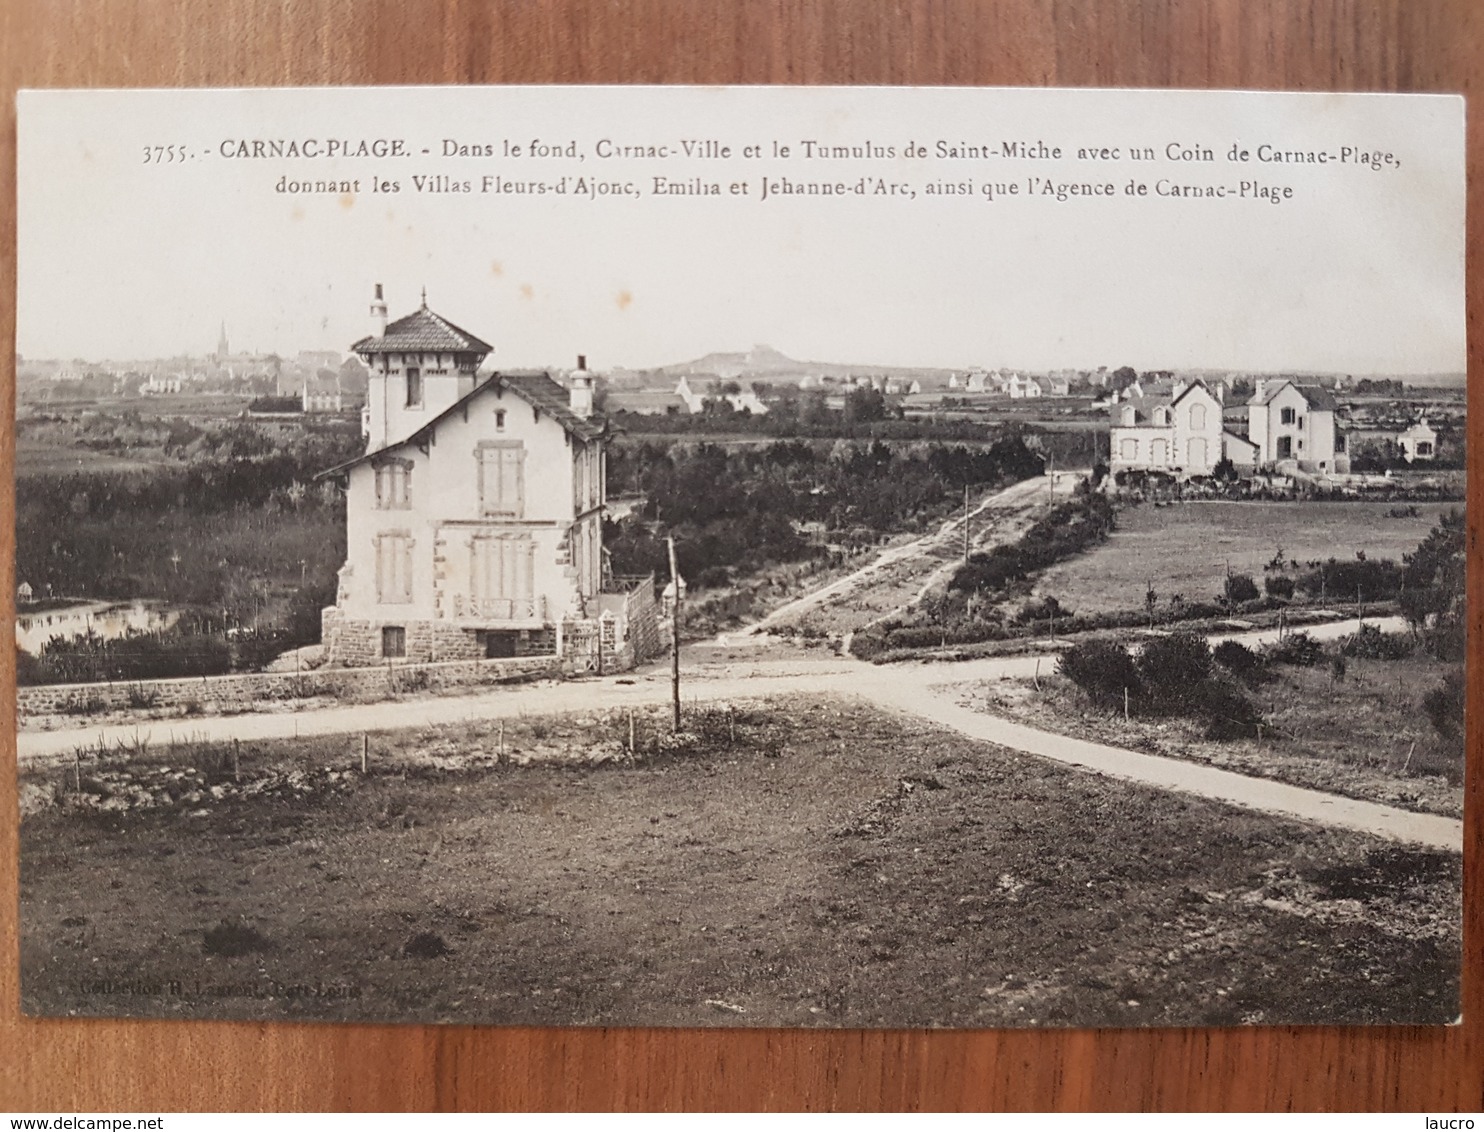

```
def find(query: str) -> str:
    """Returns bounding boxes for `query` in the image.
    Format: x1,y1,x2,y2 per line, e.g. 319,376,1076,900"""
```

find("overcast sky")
17,86,1465,375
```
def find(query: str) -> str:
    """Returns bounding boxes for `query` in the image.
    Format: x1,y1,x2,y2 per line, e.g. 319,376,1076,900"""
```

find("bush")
1340,624,1415,660
1195,678,1263,740
1296,557,1402,603
1263,575,1295,599
1224,573,1260,604
1422,669,1465,757
1136,632,1213,712
1014,595,1069,625
1212,640,1270,686
1268,631,1324,667
1058,639,1141,708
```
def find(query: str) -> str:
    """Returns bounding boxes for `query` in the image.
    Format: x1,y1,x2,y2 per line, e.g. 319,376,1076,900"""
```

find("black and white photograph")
14,85,1466,1029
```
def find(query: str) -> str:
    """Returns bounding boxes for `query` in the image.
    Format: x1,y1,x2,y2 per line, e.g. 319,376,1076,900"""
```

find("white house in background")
1399,417,1438,462
1108,380,1230,478
319,286,659,669
674,375,769,415
965,371,990,393
142,374,182,394
1246,379,1343,471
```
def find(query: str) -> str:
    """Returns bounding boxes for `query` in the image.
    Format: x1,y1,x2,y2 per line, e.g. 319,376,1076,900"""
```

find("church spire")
216,321,229,361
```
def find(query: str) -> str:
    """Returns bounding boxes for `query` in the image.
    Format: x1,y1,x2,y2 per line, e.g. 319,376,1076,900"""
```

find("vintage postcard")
14,86,1465,1027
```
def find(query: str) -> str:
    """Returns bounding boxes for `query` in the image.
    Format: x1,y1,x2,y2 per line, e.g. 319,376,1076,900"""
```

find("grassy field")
19,696,1458,1028
966,652,1463,817
1038,500,1453,615
15,438,172,476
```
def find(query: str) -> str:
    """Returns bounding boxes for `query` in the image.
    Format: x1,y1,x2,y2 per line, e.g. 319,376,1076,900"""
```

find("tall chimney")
570,354,593,418
370,283,388,337
1253,378,1266,403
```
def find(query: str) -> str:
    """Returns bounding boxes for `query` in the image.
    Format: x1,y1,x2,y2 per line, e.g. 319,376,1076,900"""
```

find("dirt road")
737,473,1073,638
19,615,1457,851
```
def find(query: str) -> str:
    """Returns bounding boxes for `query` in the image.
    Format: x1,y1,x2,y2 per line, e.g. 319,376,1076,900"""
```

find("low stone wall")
18,654,559,722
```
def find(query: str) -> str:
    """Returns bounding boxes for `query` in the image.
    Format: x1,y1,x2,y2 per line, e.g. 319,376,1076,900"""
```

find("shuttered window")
374,461,412,509
470,536,535,605
478,443,525,517
374,533,414,604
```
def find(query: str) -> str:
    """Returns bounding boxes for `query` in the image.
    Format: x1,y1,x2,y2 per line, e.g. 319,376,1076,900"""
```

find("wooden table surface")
1,0,1480,1112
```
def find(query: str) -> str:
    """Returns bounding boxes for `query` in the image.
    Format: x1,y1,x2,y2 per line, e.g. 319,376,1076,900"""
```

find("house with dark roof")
317,286,659,670
1246,379,1344,472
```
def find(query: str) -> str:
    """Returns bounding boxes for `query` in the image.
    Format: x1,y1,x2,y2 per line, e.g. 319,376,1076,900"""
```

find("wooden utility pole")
667,536,682,732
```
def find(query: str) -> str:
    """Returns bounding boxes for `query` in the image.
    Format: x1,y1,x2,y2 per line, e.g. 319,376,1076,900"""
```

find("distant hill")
649,344,960,386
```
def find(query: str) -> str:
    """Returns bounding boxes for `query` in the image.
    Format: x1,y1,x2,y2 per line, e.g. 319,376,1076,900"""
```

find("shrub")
1058,639,1141,708
1263,575,1295,599
1136,632,1213,712
1340,624,1414,660
1212,640,1269,686
1268,631,1324,667
125,683,160,709
1014,595,1068,625
1224,573,1260,604
1422,669,1465,757
1296,557,1402,603
1195,678,1263,740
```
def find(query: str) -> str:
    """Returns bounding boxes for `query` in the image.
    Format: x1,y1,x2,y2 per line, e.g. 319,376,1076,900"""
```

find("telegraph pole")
667,536,681,732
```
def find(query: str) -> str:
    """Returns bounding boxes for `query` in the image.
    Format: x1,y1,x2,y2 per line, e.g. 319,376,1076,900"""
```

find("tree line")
605,437,1044,589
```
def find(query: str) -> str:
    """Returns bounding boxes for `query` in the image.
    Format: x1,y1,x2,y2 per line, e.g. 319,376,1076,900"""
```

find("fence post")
1123,686,1129,723
360,733,368,774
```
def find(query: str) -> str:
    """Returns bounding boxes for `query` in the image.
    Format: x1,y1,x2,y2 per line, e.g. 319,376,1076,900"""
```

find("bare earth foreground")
20,696,1459,1029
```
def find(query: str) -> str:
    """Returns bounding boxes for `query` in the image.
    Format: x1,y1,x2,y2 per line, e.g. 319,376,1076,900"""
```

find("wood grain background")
1,0,1480,1112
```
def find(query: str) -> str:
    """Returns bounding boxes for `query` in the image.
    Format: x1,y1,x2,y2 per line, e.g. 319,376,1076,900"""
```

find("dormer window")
405,366,423,407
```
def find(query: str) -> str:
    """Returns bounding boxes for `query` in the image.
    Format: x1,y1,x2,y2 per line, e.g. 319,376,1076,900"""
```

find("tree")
843,384,887,424
1400,509,1465,659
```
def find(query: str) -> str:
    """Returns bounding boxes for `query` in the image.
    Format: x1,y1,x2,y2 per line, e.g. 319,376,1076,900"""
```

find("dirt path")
736,473,1070,638
19,615,1457,852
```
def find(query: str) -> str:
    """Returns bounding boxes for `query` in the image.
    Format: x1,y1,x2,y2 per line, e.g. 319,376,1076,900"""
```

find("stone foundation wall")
324,609,496,665
17,653,558,723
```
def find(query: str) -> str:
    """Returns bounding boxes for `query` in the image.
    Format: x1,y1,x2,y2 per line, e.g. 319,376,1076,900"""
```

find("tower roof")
352,303,493,355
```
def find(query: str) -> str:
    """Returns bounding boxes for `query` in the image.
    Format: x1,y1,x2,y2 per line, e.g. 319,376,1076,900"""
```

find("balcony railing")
455,594,546,621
